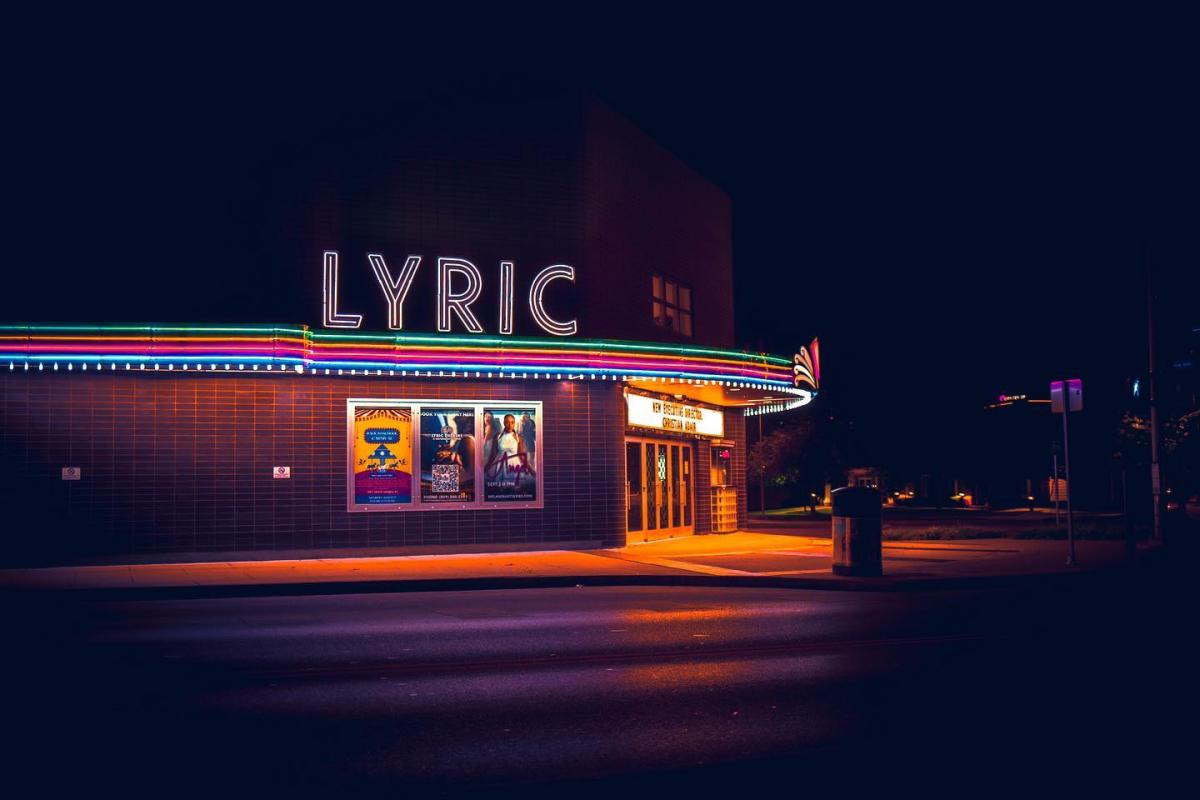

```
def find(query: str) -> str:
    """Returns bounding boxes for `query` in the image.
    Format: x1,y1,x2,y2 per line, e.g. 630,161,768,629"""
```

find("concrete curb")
0,563,1142,602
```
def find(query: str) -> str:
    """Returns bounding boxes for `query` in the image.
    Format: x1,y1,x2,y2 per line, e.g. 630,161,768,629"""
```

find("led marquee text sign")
323,252,578,337
625,392,725,438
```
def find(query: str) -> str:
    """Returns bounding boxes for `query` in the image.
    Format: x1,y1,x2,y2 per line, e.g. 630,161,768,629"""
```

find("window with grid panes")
651,275,693,336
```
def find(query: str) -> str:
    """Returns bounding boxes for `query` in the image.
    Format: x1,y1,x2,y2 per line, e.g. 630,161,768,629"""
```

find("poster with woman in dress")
482,407,537,502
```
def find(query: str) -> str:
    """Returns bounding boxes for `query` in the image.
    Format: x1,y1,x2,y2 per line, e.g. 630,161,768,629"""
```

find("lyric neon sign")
324,252,577,337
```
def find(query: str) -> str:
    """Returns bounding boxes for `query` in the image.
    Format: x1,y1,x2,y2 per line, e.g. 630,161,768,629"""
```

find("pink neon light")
12,346,308,360
309,347,786,378
5,335,794,382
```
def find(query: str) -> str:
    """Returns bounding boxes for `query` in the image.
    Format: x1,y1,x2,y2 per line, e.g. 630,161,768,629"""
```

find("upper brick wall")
580,96,735,348
284,91,735,347
1,91,736,350
275,92,589,337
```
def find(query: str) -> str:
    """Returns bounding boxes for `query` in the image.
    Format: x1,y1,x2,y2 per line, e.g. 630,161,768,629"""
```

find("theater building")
0,93,816,564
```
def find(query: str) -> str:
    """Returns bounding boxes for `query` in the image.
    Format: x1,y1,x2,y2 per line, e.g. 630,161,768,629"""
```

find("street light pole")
1146,243,1163,543
1052,452,1061,529
1062,398,1076,567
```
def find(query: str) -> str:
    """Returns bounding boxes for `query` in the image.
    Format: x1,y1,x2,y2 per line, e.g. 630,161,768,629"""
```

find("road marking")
752,568,832,576
599,546,829,562
622,556,760,576
606,553,842,579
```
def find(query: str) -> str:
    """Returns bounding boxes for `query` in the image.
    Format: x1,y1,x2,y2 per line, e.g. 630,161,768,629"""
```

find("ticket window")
711,446,733,486
710,446,737,533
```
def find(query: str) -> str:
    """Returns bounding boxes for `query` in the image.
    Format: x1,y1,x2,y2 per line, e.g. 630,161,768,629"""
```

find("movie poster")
352,406,413,506
419,407,476,503
481,407,538,502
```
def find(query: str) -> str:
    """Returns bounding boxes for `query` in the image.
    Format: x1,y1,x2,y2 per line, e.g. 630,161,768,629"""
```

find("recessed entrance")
625,437,693,543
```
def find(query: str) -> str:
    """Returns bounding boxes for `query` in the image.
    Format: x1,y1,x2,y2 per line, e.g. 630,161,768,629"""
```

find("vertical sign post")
1050,379,1083,566
1051,449,1061,529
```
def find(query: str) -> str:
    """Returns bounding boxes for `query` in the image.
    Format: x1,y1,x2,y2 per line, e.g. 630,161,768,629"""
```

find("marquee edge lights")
5,341,789,378
0,355,816,410
0,324,816,411
0,327,793,368
0,324,791,365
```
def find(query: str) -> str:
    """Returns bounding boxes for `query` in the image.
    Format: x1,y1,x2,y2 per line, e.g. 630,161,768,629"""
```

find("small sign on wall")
62,467,81,481
273,466,291,479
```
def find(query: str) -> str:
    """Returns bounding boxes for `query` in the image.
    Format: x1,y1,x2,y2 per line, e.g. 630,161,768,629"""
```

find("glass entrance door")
626,442,643,533
625,437,694,543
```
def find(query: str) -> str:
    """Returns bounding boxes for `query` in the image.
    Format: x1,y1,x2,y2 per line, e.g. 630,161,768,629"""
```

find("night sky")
6,31,1195,471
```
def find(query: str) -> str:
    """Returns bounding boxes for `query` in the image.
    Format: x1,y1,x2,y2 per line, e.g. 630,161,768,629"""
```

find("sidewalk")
0,532,1151,599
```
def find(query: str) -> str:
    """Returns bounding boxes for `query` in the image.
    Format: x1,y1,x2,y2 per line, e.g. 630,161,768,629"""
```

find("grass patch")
761,507,830,517
882,520,1145,541
883,527,1004,541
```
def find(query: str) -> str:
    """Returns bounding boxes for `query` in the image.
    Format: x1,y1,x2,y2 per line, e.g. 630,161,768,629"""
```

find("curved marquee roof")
0,324,817,413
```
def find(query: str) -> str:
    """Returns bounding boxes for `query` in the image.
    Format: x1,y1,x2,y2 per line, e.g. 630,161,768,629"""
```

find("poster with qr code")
432,464,459,493
419,407,475,503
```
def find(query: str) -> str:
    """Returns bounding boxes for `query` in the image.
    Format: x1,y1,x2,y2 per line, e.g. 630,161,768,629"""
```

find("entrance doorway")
625,437,694,542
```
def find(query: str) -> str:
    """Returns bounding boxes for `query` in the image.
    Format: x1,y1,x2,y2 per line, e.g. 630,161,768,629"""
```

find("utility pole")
1123,463,1135,559
1062,398,1076,566
1052,451,1061,529
1051,380,1081,566
1146,242,1163,543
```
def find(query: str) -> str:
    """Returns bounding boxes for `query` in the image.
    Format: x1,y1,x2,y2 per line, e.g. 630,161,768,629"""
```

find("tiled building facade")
0,91,798,564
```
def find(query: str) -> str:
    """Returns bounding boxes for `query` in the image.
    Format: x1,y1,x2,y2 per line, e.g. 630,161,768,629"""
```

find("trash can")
831,486,882,576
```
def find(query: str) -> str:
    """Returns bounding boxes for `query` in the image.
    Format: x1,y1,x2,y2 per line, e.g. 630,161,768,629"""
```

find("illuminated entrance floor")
624,437,694,543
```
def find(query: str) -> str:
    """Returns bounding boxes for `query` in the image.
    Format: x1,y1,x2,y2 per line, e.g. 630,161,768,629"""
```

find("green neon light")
0,324,305,335
308,331,790,364
2,323,793,365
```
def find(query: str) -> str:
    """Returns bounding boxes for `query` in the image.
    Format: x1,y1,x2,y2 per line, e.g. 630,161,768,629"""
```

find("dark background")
4,22,1195,486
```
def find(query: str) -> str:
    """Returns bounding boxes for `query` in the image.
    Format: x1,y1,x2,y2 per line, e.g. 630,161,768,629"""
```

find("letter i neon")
499,261,514,334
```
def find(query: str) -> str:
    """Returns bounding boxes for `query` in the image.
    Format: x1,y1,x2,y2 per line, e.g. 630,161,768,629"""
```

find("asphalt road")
5,567,1189,796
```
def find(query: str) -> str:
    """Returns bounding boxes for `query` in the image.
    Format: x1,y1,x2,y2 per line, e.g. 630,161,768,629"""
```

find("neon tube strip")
0,325,809,394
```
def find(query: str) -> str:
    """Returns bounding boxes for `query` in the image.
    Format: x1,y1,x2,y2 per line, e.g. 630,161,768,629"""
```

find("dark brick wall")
731,410,749,530
693,438,714,535
268,91,736,347
580,97,735,348
0,374,627,564
279,92,589,338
